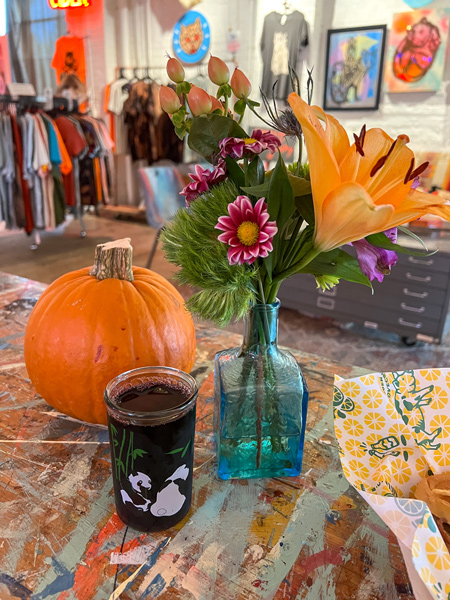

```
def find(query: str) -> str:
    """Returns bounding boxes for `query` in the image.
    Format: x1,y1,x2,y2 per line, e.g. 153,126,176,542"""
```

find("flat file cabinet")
278,238,450,344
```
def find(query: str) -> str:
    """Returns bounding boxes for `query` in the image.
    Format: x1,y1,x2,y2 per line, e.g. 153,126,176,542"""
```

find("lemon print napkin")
335,369,450,600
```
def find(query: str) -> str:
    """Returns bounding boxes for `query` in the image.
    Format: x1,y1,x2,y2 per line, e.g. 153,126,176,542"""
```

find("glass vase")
214,301,309,480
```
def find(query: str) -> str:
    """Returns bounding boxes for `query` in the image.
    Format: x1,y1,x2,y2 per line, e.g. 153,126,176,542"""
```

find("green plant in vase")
160,54,450,480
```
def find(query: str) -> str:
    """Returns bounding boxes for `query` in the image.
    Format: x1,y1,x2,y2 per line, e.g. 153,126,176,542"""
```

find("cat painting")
180,18,203,55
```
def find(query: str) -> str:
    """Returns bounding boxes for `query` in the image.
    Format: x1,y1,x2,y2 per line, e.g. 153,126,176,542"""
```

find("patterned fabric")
335,368,450,599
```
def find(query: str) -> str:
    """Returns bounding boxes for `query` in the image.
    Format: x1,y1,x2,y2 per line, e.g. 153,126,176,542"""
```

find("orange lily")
288,93,450,252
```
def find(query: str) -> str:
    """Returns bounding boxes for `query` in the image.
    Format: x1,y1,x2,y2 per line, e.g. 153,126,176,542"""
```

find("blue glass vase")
214,301,309,480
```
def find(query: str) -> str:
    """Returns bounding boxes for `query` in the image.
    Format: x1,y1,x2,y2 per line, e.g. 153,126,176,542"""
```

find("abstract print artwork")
324,26,386,111
385,9,450,93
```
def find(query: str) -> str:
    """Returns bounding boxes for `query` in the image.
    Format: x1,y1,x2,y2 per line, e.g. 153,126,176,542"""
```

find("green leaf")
366,232,436,257
234,99,246,115
175,125,187,140
171,111,185,126
247,156,265,187
403,450,410,462
188,114,247,160
177,81,191,94
132,449,147,459
397,225,429,252
166,448,184,455
242,172,311,199
110,423,118,437
217,84,232,99
400,435,407,446
181,440,191,458
113,439,119,448
300,249,373,288
267,152,295,231
294,193,315,225
225,157,245,188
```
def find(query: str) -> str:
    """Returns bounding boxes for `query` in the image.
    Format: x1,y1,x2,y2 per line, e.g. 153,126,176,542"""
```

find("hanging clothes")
0,101,112,237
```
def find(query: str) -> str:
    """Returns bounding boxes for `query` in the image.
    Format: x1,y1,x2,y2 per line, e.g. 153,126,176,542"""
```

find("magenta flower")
181,160,227,206
352,228,398,283
219,129,281,159
215,196,278,265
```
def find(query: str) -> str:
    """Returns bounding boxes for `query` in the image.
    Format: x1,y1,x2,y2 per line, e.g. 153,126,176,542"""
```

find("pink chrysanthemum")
215,196,278,265
181,160,227,206
219,129,281,159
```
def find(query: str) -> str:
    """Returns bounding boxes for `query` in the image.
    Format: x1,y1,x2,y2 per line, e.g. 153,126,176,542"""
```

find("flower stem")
281,215,303,269
244,157,249,187
272,247,320,285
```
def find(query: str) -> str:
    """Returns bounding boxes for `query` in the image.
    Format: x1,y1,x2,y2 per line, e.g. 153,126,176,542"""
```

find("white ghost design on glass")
120,465,190,517
151,464,189,517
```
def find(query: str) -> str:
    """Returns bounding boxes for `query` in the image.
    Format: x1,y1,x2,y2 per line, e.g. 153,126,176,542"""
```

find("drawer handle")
406,272,431,283
403,287,428,299
398,317,423,329
317,297,335,310
401,302,425,313
408,256,434,266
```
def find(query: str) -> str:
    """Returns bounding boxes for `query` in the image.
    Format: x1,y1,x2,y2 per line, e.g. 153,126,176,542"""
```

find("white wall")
99,0,450,153
324,0,450,152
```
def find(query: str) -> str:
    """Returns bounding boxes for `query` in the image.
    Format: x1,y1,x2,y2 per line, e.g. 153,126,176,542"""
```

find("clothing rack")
0,95,86,249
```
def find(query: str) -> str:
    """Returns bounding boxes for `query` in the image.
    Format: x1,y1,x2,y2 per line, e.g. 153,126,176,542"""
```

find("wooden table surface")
0,272,415,600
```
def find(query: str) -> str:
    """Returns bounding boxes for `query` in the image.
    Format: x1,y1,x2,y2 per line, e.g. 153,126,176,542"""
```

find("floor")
2,212,450,373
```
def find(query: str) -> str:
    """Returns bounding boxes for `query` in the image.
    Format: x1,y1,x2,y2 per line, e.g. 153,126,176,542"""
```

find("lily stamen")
353,124,366,157
407,161,429,183
404,158,415,185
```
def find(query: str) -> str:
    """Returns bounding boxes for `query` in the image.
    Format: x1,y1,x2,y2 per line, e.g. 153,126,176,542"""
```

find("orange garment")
51,35,86,84
93,157,103,203
54,126,72,175
104,83,116,150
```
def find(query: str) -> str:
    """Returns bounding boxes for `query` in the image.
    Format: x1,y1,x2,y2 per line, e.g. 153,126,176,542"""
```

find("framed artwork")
385,9,450,93
173,11,211,65
323,25,386,111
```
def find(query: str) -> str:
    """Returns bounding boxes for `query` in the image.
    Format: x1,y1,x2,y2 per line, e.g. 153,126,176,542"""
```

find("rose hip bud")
208,55,230,85
231,68,252,98
210,95,225,114
187,86,212,117
167,57,185,83
160,86,181,114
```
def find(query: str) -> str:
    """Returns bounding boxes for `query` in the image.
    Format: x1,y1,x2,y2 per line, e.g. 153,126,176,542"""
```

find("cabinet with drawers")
278,241,450,344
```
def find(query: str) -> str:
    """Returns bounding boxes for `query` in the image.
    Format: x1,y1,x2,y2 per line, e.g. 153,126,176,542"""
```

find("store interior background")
2,0,450,371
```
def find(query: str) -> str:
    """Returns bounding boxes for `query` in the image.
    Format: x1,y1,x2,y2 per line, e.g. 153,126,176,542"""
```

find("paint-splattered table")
0,272,414,600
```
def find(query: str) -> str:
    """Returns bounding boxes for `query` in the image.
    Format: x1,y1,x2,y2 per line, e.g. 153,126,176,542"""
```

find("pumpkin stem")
89,238,134,282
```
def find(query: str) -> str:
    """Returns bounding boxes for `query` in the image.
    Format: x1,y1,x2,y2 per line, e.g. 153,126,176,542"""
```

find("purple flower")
219,129,281,159
352,228,398,283
181,160,227,206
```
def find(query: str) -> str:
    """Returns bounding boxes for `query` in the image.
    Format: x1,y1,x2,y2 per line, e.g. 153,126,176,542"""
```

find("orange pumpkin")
24,239,196,424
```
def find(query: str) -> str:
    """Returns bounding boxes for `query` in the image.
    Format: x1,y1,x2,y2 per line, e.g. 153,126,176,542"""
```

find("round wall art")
402,0,435,7
173,11,211,65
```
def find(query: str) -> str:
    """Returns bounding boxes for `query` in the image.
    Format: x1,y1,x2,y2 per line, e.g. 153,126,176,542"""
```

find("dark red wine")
107,379,196,532
118,383,189,412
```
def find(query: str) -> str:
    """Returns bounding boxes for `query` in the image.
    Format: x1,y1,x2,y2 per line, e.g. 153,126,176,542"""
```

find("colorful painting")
173,11,210,65
385,9,450,93
324,26,386,111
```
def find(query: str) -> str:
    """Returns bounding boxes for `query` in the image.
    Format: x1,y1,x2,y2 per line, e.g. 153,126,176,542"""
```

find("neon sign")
48,0,91,8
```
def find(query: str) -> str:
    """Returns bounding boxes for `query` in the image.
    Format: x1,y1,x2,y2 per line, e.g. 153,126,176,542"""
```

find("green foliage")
366,231,436,257
288,162,310,179
300,249,372,289
161,180,257,327
188,114,247,161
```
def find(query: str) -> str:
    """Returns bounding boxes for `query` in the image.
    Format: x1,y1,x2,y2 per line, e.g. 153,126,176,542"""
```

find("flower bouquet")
159,55,450,480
